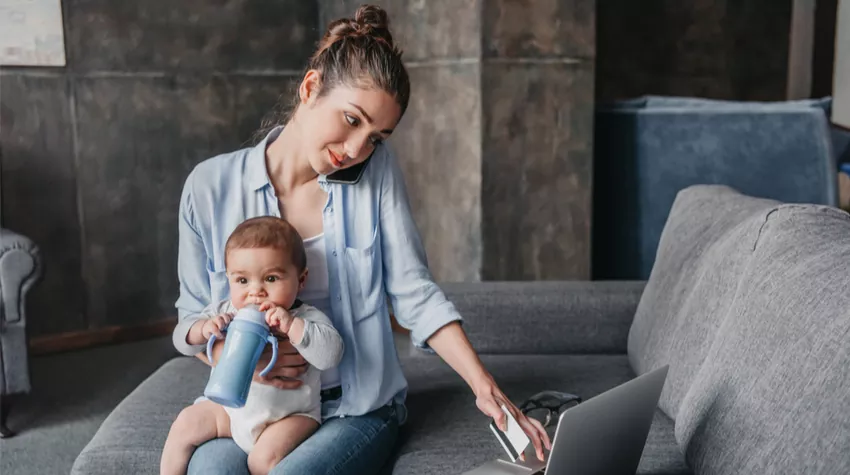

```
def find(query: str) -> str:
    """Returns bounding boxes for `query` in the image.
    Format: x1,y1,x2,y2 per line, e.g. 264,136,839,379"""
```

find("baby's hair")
224,216,307,273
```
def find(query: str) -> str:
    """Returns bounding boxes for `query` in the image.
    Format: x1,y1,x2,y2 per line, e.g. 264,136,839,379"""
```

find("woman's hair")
254,4,410,142
224,216,307,273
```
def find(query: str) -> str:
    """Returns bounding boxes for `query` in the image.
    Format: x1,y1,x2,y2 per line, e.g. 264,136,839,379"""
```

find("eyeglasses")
519,390,582,428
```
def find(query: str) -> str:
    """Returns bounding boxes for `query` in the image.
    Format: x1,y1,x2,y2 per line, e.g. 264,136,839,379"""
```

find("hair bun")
340,5,393,46
354,4,389,31
314,5,399,63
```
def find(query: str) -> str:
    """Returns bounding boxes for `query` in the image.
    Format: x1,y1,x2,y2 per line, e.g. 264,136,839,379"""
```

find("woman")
174,4,550,474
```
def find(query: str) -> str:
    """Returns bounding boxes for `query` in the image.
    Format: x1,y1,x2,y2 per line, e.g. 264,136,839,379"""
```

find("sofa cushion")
674,204,850,474
628,185,781,419
72,353,690,475
70,357,203,475
393,353,689,475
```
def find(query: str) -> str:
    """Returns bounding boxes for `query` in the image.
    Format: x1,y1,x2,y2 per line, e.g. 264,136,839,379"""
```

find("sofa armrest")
0,228,42,328
438,281,645,355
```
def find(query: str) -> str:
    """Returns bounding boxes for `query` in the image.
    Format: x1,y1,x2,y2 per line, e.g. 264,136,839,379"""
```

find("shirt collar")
246,126,330,192
246,126,281,191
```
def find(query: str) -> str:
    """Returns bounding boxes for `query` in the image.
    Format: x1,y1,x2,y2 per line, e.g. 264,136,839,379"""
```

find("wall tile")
481,61,594,280
65,0,318,72
318,0,481,62
390,64,482,282
231,74,302,145
0,73,87,336
483,0,595,59
73,75,243,327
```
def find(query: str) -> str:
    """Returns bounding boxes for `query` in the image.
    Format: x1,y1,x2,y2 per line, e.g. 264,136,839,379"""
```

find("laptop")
462,365,669,475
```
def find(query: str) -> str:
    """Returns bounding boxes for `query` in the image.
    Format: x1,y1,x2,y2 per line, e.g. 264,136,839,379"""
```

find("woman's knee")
187,438,249,475
270,414,399,475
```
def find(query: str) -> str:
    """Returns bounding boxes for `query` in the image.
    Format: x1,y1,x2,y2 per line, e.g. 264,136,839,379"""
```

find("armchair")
0,227,43,437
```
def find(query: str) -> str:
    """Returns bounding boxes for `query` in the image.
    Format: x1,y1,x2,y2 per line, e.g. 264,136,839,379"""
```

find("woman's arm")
377,147,464,350
427,322,551,462
173,171,213,357
376,146,550,461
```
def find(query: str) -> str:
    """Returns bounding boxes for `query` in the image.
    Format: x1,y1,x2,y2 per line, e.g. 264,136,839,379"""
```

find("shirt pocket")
343,227,383,322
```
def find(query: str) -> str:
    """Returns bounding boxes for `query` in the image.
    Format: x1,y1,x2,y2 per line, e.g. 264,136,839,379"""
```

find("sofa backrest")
441,281,645,355
628,185,779,419
674,202,850,474
630,184,850,474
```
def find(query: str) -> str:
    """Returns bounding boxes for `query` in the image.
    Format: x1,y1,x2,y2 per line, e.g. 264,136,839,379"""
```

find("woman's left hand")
475,378,551,462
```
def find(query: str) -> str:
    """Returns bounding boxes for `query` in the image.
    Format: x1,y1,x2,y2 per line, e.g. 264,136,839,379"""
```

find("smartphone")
326,157,371,184
489,404,531,462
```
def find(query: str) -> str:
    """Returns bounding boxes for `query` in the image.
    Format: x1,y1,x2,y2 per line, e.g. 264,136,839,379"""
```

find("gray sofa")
72,185,850,474
0,228,42,438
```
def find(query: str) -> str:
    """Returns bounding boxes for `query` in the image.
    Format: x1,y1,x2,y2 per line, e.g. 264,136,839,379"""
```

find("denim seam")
326,417,393,475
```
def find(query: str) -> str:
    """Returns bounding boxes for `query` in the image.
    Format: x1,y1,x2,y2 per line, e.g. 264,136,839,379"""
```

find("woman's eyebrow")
349,102,394,134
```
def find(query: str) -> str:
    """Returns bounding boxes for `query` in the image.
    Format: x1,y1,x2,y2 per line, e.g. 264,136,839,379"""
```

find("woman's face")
297,74,402,176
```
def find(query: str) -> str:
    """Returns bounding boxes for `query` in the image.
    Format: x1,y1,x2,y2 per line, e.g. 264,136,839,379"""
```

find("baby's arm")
184,300,236,346
289,306,344,371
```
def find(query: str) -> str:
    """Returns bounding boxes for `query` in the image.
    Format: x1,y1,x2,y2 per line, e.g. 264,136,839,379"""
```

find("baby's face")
226,247,305,310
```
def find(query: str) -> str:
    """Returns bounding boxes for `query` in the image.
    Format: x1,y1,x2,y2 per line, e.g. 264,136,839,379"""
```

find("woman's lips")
329,150,344,168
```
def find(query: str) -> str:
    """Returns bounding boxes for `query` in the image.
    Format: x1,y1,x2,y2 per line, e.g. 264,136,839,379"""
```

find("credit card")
489,404,530,462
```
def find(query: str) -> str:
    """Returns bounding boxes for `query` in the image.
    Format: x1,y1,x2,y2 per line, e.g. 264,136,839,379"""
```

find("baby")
161,216,344,475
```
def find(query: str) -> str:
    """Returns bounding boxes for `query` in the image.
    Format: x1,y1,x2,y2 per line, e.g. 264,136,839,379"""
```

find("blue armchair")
593,96,839,280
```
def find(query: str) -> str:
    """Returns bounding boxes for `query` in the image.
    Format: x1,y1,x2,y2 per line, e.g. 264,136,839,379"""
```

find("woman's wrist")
471,371,497,398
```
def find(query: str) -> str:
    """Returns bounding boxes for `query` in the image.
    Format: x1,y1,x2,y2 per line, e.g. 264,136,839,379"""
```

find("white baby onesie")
196,299,344,453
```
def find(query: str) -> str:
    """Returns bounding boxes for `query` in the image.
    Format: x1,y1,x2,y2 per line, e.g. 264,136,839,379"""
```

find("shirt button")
332,250,337,256
337,295,342,301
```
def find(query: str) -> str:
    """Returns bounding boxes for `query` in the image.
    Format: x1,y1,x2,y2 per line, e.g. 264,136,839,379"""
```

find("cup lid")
233,305,267,327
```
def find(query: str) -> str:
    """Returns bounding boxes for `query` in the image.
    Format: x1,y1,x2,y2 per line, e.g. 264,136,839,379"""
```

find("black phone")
326,157,371,184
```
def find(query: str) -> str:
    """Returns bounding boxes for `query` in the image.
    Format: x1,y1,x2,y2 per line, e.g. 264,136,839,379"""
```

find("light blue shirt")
172,127,463,423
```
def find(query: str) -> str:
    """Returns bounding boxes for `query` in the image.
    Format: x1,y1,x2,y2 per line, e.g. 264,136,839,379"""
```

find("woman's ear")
299,70,322,105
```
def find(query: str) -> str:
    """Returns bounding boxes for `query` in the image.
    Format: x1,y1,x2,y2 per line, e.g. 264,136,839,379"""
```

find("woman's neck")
265,120,319,195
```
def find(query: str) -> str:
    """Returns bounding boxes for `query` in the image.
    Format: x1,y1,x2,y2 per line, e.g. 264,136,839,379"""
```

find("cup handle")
259,335,279,378
206,327,227,366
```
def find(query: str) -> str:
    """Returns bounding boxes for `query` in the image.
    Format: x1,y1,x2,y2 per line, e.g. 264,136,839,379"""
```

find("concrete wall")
2,0,809,339
1,0,316,336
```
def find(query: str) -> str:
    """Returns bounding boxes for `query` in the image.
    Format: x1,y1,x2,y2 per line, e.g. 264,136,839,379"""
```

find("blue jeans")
187,403,400,475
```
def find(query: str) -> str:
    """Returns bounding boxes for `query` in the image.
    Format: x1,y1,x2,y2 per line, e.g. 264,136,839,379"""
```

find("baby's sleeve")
172,300,234,356
291,305,344,371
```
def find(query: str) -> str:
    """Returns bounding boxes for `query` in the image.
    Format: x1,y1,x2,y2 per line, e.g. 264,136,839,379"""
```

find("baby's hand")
260,302,294,334
201,313,233,341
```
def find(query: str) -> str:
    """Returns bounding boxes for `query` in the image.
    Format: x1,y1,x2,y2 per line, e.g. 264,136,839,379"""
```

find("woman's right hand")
206,335,308,390
252,335,307,389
